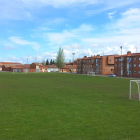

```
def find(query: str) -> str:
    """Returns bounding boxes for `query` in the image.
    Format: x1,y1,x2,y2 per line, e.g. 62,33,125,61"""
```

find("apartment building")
114,51,140,78
77,54,118,75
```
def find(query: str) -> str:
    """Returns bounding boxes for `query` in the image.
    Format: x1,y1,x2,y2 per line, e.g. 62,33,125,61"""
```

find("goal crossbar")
129,80,140,101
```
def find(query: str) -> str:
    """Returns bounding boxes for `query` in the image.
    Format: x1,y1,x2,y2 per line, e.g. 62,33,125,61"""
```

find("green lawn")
0,72,140,140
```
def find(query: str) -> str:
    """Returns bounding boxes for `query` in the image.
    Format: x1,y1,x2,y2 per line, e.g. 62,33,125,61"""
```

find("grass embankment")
0,72,140,140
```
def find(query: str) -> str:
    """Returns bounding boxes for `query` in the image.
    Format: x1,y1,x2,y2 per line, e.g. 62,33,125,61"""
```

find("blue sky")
0,0,140,63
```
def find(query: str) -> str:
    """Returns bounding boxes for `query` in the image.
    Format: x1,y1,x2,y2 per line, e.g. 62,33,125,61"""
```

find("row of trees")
46,59,55,65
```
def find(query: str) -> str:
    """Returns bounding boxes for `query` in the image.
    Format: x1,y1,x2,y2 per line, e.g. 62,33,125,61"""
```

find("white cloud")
85,0,140,16
108,11,116,19
9,36,40,50
83,8,140,55
89,44,99,47
43,24,95,45
1,0,139,20
108,8,140,32
64,43,82,49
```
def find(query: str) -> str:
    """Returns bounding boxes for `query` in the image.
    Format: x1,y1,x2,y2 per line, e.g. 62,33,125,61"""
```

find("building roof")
114,53,140,58
47,65,58,68
77,56,103,60
65,62,73,65
2,64,14,68
61,65,77,69
0,62,21,65
39,65,48,68
11,65,30,69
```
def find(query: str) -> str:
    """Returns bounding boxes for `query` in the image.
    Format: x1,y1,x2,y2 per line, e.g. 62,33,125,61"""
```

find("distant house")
1,62,22,72
0,65,2,71
2,64,30,72
39,65,48,72
11,65,30,72
30,63,40,72
2,64,14,71
60,65,77,73
47,65,59,72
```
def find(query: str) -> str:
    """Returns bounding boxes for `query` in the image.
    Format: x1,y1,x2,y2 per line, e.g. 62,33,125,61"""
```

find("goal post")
129,80,140,101
88,72,95,76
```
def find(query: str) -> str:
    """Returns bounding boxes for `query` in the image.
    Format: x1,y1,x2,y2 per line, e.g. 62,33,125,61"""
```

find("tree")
46,59,49,65
50,59,53,65
52,60,55,64
41,59,46,66
55,47,65,72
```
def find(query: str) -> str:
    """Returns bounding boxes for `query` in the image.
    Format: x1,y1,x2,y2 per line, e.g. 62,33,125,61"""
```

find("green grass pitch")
0,72,140,140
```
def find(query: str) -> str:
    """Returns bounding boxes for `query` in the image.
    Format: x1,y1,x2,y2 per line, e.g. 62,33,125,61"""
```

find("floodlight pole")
120,46,122,78
72,53,75,74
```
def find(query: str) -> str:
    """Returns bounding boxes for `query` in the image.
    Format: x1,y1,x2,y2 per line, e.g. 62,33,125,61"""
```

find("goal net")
88,72,95,76
13,69,24,74
129,80,140,101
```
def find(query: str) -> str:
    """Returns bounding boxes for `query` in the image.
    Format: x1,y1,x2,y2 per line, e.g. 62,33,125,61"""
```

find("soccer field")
0,72,140,140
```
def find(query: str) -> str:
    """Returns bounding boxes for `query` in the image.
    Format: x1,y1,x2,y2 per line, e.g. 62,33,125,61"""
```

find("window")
115,64,117,67
130,58,131,61
119,64,121,67
130,71,131,73
96,59,99,63
139,58,140,60
134,71,136,74
139,64,140,67
119,58,123,61
115,70,117,73
119,70,121,73
96,64,99,67
134,58,136,61
91,65,92,67
134,64,136,67
100,65,102,67
139,71,140,74
115,59,117,61
129,64,131,67
100,60,102,62
89,60,90,62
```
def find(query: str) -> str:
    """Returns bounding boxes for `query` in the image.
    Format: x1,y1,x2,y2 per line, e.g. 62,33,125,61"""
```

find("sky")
0,0,140,64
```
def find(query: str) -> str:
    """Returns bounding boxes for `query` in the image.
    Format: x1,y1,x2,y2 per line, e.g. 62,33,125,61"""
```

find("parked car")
109,74,116,77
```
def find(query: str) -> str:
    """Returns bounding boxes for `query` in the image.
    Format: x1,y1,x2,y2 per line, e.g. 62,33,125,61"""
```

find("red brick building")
60,65,77,73
77,54,118,75
114,51,140,78
2,64,30,72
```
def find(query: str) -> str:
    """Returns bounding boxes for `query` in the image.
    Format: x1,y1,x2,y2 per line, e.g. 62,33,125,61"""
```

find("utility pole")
72,53,75,74
35,57,37,63
120,46,122,78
